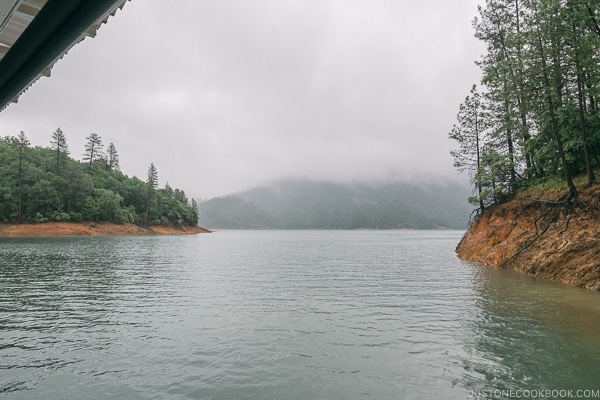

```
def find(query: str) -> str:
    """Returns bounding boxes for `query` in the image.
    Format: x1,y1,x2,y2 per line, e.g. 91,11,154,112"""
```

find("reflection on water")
461,262,600,396
0,231,599,399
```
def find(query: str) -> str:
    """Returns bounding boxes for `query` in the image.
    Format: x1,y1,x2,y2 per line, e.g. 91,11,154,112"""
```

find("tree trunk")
18,147,23,221
537,27,578,200
572,20,595,185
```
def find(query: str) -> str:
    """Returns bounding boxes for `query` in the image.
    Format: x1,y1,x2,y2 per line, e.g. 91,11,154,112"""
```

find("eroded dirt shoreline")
456,182,600,291
0,222,211,237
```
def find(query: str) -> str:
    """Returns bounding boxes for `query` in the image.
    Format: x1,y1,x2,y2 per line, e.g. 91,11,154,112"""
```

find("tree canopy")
451,0,600,210
0,130,198,227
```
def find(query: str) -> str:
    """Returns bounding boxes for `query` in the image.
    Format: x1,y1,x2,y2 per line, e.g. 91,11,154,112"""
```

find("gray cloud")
0,0,483,198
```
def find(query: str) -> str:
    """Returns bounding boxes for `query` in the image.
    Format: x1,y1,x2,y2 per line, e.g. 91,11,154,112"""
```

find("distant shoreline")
0,222,211,237
202,227,455,231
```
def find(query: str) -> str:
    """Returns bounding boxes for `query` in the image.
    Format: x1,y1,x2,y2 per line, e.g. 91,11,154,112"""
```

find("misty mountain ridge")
197,179,473,230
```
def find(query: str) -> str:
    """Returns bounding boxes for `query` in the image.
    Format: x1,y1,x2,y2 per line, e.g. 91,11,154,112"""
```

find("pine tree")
564,1,596,185
450,85,487,212
454,0,600,207
83,133,103,171
475,0,533,178
50,127,69,175
144,163,158,225
17,131,30,221
174,188,188,204
165,182,174,197
107,142,120,171
528,0,578,200
147,163,158,189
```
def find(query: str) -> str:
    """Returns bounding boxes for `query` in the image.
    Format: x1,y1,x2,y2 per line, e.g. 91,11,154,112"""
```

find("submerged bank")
456,181,600,291
0,222,211,237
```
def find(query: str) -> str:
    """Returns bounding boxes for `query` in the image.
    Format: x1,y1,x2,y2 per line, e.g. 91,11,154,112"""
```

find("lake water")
1,230,599,400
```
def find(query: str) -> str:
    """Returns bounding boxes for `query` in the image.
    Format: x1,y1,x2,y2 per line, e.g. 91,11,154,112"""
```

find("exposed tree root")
501,212,559,268
468,208,480,228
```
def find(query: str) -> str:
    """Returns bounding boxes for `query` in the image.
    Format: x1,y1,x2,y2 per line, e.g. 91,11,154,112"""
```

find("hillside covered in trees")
450,0,600,209
0,130,198,227
453,1,600,289
198,179,472,230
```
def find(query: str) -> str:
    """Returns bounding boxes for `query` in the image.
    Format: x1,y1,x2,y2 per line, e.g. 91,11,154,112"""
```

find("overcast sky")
0,0,483,199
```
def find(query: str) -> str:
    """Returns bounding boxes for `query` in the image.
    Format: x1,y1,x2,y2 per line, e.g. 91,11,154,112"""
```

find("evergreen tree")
107,142,120,171
174,188,188,204
17,131,30,221
564,1,597,185
450,85,487,211
83,133,103,172
528,0,578,200
475,0,533,178
147,163,158,189
453,0,600,207
0,135,199,227
145,163,158,224
49,127,68,175
165,182,174,197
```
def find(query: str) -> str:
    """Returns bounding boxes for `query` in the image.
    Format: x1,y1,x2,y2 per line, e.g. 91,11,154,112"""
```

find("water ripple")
1,232,600,399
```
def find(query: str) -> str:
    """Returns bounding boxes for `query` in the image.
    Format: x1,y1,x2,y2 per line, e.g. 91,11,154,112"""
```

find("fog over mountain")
0,1,483,199
198,179,473,230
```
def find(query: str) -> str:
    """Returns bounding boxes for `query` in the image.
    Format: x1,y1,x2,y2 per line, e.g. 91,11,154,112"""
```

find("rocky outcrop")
456,182,600,290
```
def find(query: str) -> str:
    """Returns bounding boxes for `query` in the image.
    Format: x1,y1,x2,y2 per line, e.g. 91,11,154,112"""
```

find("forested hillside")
0,130,198,226
198,179,472,230
450,0,600,209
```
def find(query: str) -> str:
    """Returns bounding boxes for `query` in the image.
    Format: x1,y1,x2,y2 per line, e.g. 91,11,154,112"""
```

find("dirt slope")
456,181,600,290
0,222,211,237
